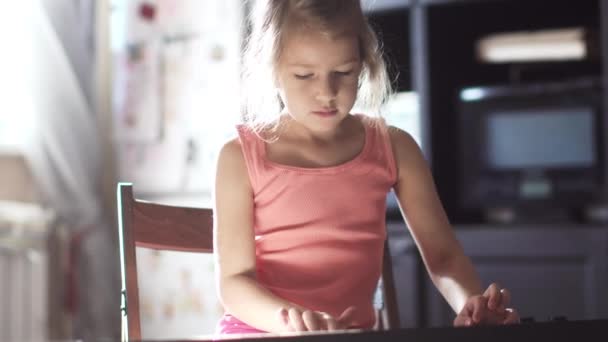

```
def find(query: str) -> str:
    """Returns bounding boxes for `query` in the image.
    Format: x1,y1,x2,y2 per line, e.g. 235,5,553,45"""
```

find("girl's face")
276,28,362,135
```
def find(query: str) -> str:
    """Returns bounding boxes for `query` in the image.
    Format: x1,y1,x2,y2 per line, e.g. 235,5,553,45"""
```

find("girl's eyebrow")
287,59,360,67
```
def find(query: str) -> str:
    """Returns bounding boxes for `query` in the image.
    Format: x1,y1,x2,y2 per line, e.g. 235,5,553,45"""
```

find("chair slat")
132,200,213,252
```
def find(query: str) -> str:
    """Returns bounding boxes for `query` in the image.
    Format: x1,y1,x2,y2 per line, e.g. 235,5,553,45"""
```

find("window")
383,91,422,147
0,1,35,152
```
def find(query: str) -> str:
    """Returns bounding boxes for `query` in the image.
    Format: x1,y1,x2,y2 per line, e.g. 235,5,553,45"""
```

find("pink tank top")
217,114,397,334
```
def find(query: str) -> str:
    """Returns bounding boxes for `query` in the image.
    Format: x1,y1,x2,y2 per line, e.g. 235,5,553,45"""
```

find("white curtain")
24,0,119,340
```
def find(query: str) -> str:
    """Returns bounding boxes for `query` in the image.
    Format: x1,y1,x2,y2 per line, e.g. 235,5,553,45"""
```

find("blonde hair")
241,0,392,133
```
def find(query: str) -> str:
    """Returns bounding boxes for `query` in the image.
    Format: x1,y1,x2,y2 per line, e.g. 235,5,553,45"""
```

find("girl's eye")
294,74,313,80
335,70,353,76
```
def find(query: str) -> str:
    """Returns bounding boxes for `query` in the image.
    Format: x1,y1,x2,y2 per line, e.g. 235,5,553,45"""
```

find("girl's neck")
278,113,357,144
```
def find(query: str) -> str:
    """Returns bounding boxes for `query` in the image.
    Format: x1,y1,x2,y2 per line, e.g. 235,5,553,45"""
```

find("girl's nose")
315,77,337,103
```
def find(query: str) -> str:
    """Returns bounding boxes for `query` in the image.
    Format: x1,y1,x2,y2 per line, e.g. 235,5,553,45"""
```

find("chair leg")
375,308,391,331
121,315,127,342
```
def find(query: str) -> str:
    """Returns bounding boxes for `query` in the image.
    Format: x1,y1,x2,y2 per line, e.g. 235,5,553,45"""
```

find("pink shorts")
216,314,267,335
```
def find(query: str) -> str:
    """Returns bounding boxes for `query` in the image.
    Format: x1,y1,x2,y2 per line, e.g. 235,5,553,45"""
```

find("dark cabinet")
387,222,608,328
386,222,421,328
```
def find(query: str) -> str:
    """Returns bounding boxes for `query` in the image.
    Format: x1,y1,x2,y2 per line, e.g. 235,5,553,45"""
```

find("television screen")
456,78,603,223
485,107,595,169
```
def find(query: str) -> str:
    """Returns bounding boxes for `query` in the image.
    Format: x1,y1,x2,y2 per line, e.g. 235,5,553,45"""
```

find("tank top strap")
360,115,398,186
236,124,264,190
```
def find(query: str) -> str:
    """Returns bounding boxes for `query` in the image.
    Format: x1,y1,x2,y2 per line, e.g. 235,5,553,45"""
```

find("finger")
302,310,321,331
502,308,520,325
337,306,357,329
277,307,289,327
471,296,488,324
454,300,475,327
484,283,501,310
325,314,339,331
499,288,511,310
453,313,473,327
288,308,307,332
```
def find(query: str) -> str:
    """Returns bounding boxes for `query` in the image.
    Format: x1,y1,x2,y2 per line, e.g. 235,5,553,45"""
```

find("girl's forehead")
279,29,360,67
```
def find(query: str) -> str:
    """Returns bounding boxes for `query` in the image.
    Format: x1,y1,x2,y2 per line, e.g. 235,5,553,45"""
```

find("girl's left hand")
453,283,520,327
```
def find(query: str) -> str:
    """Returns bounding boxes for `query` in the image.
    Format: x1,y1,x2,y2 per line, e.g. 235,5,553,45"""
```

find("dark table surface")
161,319,608,342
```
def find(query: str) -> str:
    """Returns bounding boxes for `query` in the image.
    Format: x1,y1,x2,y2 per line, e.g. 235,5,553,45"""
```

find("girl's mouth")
312,109,338,117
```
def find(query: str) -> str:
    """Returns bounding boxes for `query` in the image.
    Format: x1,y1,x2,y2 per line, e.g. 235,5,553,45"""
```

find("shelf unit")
369,0,608,223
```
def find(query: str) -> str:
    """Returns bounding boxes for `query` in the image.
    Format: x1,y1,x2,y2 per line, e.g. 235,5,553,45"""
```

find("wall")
0,153,40,203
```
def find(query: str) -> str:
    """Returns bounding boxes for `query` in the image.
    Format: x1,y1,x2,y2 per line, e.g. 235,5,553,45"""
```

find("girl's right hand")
277,306,357,332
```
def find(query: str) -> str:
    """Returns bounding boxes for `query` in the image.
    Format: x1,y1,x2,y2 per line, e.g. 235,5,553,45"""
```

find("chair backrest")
117,183,213,341
117,182,399,341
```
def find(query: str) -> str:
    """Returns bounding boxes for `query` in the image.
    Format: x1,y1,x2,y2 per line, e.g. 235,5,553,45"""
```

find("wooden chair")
117,182,399,341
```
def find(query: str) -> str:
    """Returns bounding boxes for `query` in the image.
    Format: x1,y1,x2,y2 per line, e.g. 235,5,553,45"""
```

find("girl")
213,0,519,334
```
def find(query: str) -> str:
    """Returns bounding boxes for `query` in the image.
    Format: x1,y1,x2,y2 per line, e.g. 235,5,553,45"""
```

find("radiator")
0,201,61,341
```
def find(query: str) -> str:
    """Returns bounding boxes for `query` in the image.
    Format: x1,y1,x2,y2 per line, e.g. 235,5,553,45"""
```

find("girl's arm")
214,138,297,332
387,127,483,313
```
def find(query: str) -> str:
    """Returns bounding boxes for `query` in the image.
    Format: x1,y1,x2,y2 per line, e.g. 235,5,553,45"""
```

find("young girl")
213,0,519,334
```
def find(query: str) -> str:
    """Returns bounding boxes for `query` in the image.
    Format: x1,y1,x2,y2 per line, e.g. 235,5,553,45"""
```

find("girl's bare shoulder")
386,125,426,171
216,137,249,180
